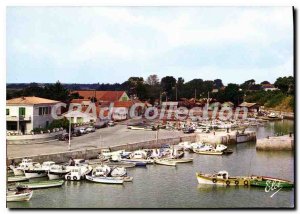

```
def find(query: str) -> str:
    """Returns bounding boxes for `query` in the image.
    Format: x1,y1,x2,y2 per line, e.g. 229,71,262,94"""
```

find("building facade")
6,97,62,134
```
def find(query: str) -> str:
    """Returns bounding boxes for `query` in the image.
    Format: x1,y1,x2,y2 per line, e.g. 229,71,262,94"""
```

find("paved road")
7,124,186,158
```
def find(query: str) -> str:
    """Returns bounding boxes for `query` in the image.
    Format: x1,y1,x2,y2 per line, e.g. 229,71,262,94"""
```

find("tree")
274,76,294,94
44,81,69,102
213,79,224,89
160,76,176,99
146,75,159,86
240,79,256,91
260,81,270,85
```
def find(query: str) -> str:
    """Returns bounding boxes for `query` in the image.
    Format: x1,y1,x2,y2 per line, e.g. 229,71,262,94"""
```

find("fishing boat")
106,162,136,168
85,175,124,184
129,150,148,159
48,164,70,180
11,158,36,176
196,171,251,186
7,176,29,183
155,159,177,166
65,165,92,181
7,189,33,202
215,144,228,152
177,141,192,151
16,180,64,190
250,179,294,188
92,165,111,177
110,167,127,177
165,158,193,163
24,163,48,179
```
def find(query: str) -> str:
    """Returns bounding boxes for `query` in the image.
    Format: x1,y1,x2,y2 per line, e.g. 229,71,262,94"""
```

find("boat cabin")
216,171,229,180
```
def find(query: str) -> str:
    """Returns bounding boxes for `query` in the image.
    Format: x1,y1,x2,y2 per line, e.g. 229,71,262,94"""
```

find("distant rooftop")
6,96,60,105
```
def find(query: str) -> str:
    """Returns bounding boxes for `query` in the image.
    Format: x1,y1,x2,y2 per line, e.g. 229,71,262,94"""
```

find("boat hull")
48,172,68,180
155,159,177,166
7,176,29,183
250,180,294,188
86,175,124,184
196,173,250,186
16,180,64,189
24,171,47,179
194,151,223,155
7,191,33,202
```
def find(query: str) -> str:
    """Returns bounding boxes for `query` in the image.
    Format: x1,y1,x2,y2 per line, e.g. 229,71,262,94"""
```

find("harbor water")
8,120,294,208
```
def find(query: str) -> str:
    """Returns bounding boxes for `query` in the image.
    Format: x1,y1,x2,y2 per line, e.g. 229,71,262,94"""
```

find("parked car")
72,129,82,137
85,126,96,133
108,120,115,127
79,127,87,134
182,127,195,134
58,133,71,141
94,121,108,129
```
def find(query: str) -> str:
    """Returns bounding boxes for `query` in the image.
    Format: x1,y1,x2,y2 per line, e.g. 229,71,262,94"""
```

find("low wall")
7,131,65,145
256,135,294,151
195,130,256,145
7,134,196,165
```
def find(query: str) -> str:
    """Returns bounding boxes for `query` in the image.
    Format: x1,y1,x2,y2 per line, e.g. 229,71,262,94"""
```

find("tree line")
7,75,294,107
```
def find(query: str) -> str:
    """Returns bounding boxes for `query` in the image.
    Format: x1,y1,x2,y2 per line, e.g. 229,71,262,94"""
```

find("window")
6,109,9,115
39,106,50,115
19,107,25,116
39,107,43,115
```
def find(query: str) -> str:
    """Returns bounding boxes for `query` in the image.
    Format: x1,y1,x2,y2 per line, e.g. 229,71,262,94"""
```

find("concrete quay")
195,130,256,145
256,134,294,151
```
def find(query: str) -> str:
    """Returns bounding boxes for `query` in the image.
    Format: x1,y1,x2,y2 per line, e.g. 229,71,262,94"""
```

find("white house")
6,96,62,134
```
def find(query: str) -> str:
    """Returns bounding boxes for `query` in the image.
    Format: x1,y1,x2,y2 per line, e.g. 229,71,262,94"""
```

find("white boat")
86,175,124,184
24,161,55,179
11,158,36,176
111,154,121,162
155,159,177,166
110,167,127,177
215,144,228,152
65,165,92,181
92,165,111,177
48,164,70,180
177,141,192,151
7,190,33,202
7,176,29,183
121,158,154,164
130,150,148,159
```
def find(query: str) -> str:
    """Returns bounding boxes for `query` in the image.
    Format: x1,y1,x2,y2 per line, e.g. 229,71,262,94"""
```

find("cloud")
6,7,293,83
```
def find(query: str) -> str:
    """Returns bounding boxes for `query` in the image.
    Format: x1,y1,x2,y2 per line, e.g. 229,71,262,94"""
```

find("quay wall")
256,135,294,151
195,130,256,145
7,135,196,165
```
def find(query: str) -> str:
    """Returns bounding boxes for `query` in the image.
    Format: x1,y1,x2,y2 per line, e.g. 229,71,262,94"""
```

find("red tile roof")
72,90,126,102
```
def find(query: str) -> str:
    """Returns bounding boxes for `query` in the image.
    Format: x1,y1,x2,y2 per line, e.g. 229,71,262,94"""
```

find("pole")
68,118,71,151
195,89,196,99
175,85,178,101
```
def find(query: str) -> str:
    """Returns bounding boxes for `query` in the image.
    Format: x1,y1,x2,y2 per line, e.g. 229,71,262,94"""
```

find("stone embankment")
256,134,294,151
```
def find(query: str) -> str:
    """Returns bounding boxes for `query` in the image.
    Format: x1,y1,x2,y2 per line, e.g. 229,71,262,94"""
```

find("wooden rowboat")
165,158,193,163
7,176,29,183
86,175,124,184
7,189,33,202
16,180,64,190
155,159,177,166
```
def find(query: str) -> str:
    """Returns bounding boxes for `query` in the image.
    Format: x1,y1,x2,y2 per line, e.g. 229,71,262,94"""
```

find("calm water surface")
8,120,294,208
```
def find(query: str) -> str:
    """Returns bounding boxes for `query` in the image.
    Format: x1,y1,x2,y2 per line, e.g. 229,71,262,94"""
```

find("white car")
79,127,87,134
85,126,96,133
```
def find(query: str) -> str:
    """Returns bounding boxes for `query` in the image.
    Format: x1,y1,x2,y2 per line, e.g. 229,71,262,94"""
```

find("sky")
6,7,293,85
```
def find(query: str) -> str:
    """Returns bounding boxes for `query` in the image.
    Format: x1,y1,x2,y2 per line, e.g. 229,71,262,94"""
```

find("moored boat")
155,159,177,166
16,180,64,190
7,176,29,183
85,175,124,184
7,189,33,202
165,158,193,163
196,171,251,186
48,164,70,180
250,179,294,188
